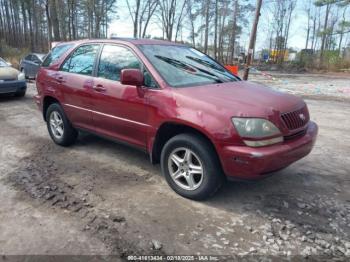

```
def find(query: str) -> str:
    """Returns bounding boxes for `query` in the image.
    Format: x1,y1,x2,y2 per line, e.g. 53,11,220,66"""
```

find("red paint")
120,69,144,87
35,39,318,180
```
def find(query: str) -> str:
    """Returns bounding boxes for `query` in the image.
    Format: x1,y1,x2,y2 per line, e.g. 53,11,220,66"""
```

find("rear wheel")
161,133,224,200
46,103,77,146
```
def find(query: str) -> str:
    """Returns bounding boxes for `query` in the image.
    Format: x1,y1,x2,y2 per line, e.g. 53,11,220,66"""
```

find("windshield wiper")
186,55,239,83
186,55,224,72
155,55,224,83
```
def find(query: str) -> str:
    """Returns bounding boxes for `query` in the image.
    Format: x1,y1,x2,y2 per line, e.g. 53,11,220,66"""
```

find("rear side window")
97,45,141,81
25,55,32,61
42,44,74,67
61,44,100,76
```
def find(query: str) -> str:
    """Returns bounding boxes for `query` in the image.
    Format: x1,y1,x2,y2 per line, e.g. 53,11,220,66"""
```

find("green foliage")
296,49,350,71
323,50,342,65
298,51,315,68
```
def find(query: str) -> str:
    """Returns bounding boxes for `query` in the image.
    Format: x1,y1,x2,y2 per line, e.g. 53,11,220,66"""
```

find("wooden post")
243,0,263,80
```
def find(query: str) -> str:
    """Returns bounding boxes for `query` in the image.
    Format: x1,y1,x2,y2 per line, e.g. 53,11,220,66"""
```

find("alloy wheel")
49,111,64,139
167,147,204,191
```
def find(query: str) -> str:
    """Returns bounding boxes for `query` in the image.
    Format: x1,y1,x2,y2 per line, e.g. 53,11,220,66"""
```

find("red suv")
35,39,318,200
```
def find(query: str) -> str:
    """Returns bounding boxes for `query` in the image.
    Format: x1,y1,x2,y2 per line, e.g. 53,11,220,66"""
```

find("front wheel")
46,103,78,146
161,133,224,200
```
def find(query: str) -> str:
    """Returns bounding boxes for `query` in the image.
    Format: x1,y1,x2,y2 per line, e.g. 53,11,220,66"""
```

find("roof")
108,37,185,46
53,38,186,47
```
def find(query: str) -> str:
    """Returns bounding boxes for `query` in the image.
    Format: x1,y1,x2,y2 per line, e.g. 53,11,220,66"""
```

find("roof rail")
109,36,138,41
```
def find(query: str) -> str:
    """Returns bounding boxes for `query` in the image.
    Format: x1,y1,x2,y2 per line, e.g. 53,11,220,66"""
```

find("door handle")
93,84,106,92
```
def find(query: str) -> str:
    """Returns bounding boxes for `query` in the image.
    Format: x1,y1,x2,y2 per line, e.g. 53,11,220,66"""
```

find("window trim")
41,43,75,68
95,43,160,89
59,43,102,76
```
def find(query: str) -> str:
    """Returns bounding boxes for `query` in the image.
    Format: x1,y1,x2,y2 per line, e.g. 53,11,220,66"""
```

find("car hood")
0,67,19,80
172,81,305,118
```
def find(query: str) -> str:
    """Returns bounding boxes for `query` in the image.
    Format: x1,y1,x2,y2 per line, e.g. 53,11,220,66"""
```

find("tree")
126,0,141,37
314,0,349,66
158,0,187,41
270,0,296,64
0,0,117,53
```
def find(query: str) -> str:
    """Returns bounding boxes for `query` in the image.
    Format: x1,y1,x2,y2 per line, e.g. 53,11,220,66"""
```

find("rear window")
42,44,74,67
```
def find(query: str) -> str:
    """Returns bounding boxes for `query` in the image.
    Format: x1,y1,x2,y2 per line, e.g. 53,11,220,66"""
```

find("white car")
0,57,26,97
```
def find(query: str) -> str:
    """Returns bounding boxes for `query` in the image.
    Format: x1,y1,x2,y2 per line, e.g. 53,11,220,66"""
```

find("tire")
15,90,26,97
46,103,78,146
161,133,224,200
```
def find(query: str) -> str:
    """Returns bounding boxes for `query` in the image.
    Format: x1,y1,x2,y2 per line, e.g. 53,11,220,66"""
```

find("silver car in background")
20,53,46,79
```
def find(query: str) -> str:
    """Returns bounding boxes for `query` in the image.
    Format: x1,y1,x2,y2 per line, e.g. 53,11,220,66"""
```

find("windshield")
36,54,46,61
139,45,239,88
0,58,9,67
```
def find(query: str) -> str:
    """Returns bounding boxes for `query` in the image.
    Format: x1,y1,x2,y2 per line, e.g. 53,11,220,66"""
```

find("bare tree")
126,0,141,37
139,0,159,38
158,0,187,41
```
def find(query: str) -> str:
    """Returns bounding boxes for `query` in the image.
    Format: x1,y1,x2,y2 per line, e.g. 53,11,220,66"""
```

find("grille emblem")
299,113,306,121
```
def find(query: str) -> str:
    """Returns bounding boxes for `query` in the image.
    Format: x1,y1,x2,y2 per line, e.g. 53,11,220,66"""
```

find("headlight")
17,72,25,81
232,118,283,147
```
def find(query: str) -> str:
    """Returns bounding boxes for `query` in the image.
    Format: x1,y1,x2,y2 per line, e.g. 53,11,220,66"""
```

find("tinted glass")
25,55,32,61
42,44,74,67
144,69,157,88
32,55,41,63
98,45,141,81
139,45,238,87
36,54,46,61
61,44,100,75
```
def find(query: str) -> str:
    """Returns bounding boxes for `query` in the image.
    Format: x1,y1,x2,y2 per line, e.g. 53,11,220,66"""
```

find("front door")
90,44,150,148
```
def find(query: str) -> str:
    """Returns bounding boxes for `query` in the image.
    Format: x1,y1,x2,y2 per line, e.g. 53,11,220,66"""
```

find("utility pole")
243,0,263,80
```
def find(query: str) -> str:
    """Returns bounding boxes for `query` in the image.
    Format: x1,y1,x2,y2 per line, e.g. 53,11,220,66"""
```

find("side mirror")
120,69,144,87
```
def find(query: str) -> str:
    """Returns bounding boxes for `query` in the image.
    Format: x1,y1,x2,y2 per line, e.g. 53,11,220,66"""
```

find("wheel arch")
43,96,61,121
150,121,220,165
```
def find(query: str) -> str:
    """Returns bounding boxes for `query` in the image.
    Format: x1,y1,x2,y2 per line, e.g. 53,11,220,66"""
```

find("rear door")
58,44,101,130
90,44,150,148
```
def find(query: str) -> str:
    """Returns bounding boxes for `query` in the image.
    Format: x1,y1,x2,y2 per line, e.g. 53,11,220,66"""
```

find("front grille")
281,106,309,130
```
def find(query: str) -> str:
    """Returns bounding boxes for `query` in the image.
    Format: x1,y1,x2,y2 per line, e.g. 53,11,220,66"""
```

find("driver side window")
97,44,158,88
144,69,157,88
97,45,141,82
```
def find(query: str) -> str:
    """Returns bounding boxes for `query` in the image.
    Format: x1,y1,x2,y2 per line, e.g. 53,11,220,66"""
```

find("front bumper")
0,80,27,94
220,121,318,180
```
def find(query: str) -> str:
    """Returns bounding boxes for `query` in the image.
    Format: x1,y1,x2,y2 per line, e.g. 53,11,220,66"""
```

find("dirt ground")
0,74,349,261
250,71,350,102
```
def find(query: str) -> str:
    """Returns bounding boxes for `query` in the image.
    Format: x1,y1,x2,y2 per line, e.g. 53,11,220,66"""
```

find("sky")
108,1,312,52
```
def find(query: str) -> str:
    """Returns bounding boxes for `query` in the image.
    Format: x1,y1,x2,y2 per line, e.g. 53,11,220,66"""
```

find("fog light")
244,137,283,147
